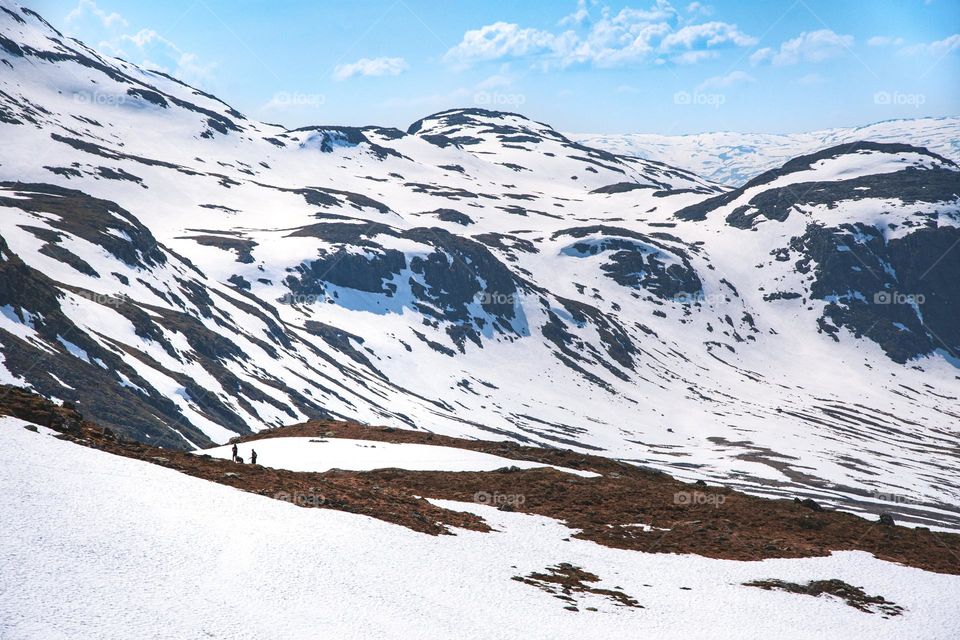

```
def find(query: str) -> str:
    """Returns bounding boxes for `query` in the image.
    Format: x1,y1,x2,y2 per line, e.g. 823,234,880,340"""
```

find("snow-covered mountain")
1,0,959,534
575,117,960,186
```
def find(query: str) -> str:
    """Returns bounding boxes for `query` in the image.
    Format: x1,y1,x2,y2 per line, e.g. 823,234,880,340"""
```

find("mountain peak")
407,107,548,136
406,107,565,150
402,107,716,192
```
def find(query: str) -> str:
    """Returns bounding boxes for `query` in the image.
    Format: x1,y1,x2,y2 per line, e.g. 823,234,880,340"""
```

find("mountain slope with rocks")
0,0,958,534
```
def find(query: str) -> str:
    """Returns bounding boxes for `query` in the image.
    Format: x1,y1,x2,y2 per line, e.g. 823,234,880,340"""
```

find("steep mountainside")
0,1,958,528
575,117,960,185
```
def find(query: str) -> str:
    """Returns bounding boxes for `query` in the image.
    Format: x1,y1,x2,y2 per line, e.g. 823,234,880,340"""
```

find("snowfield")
200,436,600,477
2,418,959,640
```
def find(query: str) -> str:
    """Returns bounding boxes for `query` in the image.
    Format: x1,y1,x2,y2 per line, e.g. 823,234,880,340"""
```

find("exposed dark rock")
787,222,960,362
179,234,257,263
428,208,473,225
794,497,823,512
554,226,702,299
590,182,654,195
0,182,166,269
676,141,958,222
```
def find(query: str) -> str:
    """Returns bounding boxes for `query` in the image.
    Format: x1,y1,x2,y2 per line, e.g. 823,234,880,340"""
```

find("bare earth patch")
743,579,905,617
512,563,642,611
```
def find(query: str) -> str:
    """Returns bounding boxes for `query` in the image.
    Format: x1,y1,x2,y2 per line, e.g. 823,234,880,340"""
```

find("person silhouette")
231,443,238,462
251,449,258,465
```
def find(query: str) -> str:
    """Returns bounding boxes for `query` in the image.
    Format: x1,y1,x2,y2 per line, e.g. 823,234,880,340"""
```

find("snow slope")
574,116,960,185
3,419,959,640
201,436,599,476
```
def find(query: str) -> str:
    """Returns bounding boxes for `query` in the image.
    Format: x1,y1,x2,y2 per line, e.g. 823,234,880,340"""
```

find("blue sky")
35,0,960,134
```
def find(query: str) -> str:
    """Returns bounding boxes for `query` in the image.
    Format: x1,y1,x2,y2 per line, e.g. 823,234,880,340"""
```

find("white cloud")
750,29,853,66
115,29,216,86
67,7,215,88
899,33,960,57
333,56,409,81
443,22,571,68
696,69,753,90
685,2,713,15
867,35,904,47
559,0,592,26
748,48,773,64
66,0,127,29
659,21,756,50
122,28,174,49
580,20,672,67
444,1,753,70
611,1,679,23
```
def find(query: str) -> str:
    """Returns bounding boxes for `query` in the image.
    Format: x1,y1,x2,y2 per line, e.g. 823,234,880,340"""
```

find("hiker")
251,449,258,465
231,443,238,462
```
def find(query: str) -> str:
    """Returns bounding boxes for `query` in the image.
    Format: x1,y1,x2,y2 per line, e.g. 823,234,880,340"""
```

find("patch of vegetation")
513,563,642,610
743,578,904,617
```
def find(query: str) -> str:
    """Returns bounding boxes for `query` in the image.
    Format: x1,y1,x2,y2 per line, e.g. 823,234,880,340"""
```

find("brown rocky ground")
743,578,905,617
512,563,643,610
3,385,959,575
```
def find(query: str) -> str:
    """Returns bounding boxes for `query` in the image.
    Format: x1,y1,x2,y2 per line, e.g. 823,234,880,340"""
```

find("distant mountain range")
574,117,960,185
